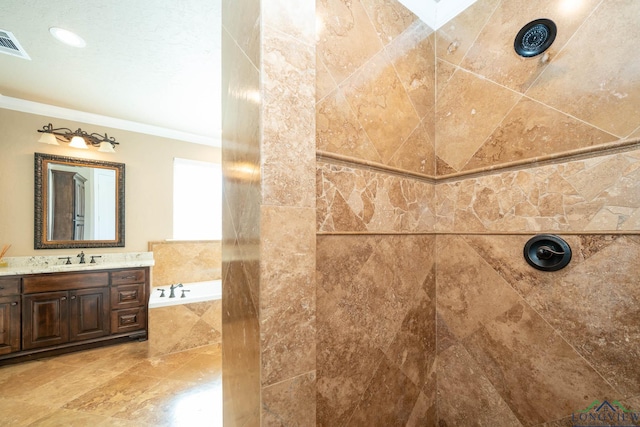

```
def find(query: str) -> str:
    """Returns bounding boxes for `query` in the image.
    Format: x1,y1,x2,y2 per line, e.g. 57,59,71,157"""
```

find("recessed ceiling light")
49,27,86,48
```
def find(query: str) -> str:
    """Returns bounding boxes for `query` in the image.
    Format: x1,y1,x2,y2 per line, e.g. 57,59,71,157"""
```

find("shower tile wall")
436,234,640,425
436,148,640,233
316,234,436,426
432,0,640,425
221,0,262,422
435,0,640,176
316,0,437,426
222,0,316,425
316,0,640,426
316,0,436,177
316,161,435,233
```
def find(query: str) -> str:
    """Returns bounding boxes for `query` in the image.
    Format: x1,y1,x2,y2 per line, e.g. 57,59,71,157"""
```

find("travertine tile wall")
317,161,435,233
316,1,438,426
436,148,640,233
148,300,222,357
148,240,221,286
433,1,640,426
221,0,262,424
436,234,640,425
316,0,435,177
317,234,436,426
435,0,640,175
222,0,316,426
315,0,640,426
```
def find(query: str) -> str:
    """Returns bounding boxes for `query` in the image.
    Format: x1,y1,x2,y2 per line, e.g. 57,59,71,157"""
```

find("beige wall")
0,108,220,257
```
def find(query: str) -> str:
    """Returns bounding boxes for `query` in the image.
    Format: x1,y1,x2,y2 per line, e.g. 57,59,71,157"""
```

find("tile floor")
0,341,222,426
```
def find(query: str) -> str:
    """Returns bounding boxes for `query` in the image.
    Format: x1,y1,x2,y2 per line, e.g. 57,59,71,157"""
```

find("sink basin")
50,263,104,271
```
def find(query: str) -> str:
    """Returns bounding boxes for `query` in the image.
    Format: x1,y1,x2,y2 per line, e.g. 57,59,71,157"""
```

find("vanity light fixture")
37,123,119,153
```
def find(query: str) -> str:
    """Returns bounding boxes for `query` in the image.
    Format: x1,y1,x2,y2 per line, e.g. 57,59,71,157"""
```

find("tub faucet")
169,283,183,298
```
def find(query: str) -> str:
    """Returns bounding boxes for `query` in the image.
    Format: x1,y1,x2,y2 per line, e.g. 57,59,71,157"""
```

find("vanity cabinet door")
69,287,110,342
23,291,69,350
0,296,20,355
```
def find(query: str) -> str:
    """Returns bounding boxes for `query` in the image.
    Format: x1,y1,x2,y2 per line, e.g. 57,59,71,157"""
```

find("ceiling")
0,0,221,146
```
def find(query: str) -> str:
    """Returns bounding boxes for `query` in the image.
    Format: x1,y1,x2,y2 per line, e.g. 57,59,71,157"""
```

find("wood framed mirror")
34,152,125,249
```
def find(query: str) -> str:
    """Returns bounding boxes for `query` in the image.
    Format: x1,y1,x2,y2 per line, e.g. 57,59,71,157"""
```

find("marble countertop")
0,252,154,276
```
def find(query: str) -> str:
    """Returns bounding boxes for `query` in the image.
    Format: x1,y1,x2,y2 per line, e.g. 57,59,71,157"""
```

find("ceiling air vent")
0,30,31,60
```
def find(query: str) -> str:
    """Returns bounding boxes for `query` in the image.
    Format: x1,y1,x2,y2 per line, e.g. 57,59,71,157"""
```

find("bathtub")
149,279,222,308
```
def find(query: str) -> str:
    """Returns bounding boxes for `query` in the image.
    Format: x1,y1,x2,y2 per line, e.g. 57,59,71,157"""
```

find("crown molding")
0,94,221,147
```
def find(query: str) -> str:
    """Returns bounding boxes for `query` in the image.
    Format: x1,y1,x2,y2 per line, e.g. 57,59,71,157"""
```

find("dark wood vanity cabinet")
22,287,111,350
0,278,21,355
110,269,147,334
0,267,149,365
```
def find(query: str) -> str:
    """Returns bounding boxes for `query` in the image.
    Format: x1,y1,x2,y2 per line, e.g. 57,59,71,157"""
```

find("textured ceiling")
0,0,221,145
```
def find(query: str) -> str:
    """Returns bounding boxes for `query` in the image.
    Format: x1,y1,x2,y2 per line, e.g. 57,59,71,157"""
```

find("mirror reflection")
35,153,125,249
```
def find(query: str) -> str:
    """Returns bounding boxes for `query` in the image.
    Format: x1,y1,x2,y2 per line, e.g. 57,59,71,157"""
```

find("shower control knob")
524,234,571,271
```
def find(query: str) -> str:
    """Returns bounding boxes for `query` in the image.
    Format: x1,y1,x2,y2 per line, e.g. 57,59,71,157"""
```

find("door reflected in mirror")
35,152,125,249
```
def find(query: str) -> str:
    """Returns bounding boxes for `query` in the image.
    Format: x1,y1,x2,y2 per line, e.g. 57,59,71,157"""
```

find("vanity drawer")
111,283,146,309
111,307,147,334
111,269,146,285
23,272,109,293
0,278,20,296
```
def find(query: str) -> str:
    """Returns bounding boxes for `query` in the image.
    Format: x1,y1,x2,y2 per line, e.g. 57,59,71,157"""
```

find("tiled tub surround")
148,240,221,286
148,286,222,357
147,241,222,358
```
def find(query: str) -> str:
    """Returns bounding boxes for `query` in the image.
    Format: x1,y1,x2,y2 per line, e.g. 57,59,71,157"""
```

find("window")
173,158,221,240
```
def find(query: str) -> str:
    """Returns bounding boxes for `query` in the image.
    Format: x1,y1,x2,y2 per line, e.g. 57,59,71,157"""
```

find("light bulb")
98,141,116,153
49,27,86,48
38,133,59,145
69,136,88,149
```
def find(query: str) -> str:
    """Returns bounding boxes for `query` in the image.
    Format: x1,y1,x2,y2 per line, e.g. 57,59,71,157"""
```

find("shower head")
514,18,557,58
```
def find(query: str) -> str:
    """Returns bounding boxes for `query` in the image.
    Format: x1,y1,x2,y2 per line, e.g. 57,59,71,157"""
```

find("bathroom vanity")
0,254,152,365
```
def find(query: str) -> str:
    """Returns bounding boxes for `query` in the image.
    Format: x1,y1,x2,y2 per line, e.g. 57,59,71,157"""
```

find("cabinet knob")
11,301,18,306
70,295,77,300
61,296,67,301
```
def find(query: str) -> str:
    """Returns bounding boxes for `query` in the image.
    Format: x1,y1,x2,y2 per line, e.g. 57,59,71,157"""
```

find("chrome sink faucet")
169,283,183,298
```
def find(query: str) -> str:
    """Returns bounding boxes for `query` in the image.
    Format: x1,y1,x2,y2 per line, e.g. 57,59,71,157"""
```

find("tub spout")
169,283,183,298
